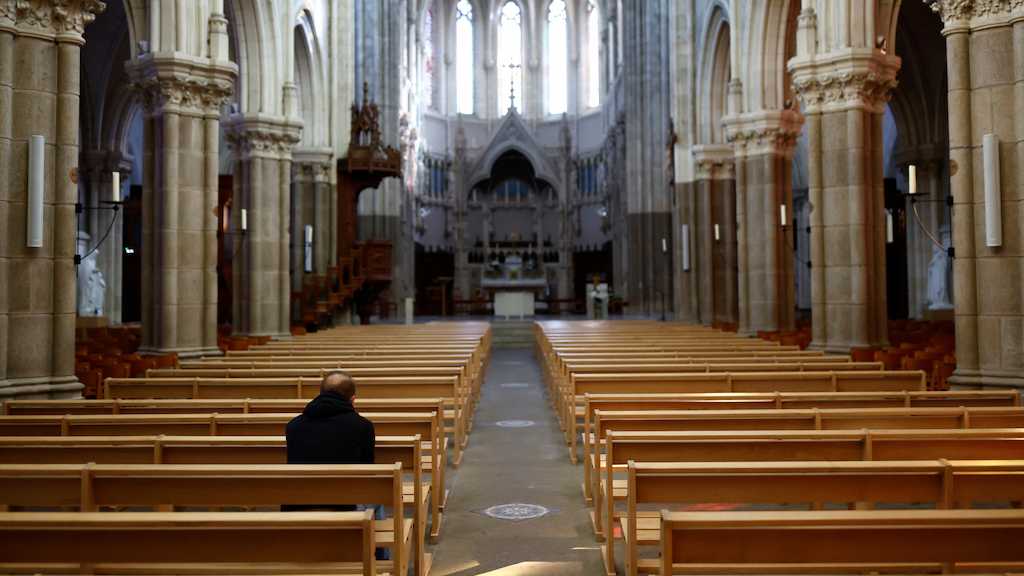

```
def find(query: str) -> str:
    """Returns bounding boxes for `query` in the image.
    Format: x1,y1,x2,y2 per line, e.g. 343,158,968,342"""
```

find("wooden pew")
0,463,422,576
561,370,925,446
620,460,1024,576
584,403,1024,507
0,411,449,541
0,511,376,575
658,509,1024,574
102,375,471,466
595,428,1024,547
574,389,1021,469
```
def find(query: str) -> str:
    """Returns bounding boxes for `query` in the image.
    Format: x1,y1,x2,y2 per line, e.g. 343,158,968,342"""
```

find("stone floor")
428,348,605,576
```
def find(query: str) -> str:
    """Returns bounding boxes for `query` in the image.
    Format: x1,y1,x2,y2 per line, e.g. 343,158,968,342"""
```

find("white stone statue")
927,226,953,310
77,231,106,317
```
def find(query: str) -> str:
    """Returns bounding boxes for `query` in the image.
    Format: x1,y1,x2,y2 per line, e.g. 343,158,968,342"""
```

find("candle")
780,203,788,226
661,237,668,253
885,210,894,244
908,164,918,195
305,224,314,244
111,171,120,203
713,223,720,241
241,208,248,231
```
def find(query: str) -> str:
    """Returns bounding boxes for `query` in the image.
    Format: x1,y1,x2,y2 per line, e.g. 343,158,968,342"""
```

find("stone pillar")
678,145,736,325
128,54,235,357
791,53,898,352
726,112,802,335
0,0,104,400
925,2,1024,388
225,116,301,338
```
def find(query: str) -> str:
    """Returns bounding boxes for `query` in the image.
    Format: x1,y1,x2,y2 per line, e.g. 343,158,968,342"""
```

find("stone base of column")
949,369,1024,391
0,376,84,401
137,346,225,360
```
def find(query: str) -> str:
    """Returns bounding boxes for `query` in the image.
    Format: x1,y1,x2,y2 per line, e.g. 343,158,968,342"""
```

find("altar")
480,255,547,318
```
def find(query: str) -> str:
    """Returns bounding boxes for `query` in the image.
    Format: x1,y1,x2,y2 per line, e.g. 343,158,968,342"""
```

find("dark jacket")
286,391,375,464
283,392,375,512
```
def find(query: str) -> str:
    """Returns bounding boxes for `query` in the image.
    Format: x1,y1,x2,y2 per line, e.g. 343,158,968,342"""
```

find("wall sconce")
681,224,691,271
661,237,668,254
304,224,314,273
27,135,44,248
983,133,1002,247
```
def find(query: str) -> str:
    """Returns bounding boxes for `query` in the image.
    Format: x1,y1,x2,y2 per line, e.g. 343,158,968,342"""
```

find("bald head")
321,370,356,400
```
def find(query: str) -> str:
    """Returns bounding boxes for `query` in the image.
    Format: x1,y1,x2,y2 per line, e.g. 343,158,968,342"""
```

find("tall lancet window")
587,0,601,107
423,4,435,109
456,0,475,115
497,1,523,113
547,0,568,115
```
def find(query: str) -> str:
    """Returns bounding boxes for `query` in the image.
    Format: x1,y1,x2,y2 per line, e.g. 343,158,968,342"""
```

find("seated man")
285,370,375,510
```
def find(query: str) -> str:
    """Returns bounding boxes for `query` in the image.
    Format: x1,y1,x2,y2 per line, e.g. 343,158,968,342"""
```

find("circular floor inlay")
495,419,535,428
481,503,551,521
500,382,530,389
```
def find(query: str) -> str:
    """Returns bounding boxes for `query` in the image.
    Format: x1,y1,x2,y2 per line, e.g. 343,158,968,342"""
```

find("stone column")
791,55,898,352
0,0,104,400
225,116,301,338
926,1,1024,388
128,54,235,357
726,112,802,335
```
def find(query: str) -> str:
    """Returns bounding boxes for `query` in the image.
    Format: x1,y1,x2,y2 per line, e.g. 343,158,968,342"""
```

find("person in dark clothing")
284,370,375,511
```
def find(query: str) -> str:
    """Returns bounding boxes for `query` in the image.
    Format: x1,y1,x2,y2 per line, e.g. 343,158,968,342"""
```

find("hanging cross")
506,63,522,112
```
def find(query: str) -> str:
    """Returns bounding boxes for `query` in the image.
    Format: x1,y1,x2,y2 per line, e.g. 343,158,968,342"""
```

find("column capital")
691,144,735,181
1,0,105,42
127,53,237,117
790,51,900,114
724,109,804,158
926,0,1024,31
224,114,302,160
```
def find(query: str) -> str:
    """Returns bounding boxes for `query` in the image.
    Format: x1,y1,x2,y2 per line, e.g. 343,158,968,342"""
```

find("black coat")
285,392,376,464
283,392,375,512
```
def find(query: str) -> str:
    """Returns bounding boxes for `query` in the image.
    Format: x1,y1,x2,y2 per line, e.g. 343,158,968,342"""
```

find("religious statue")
76,231,106,317
927,226,953,310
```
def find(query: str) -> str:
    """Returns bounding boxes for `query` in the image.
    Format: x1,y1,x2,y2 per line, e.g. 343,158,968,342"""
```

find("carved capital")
792,69,898,113
225,116,302,160
128,55,237,117
725,110,804,158
4,0,105,40
925,0,1024,27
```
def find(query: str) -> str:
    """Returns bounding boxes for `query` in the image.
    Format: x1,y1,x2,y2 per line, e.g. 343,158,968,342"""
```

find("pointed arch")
294,9,327,147
697,3,731,144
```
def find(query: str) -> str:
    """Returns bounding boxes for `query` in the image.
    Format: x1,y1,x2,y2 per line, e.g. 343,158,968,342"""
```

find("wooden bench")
562,370,926,445
0,463,423,576
0,434,444,547
584,404,1024,508
658,509,1024,574
102,375,472,466
0,411,448,541
573,390,1021,467
594,428,1024,545
0,511,377,575
618,460,1024,576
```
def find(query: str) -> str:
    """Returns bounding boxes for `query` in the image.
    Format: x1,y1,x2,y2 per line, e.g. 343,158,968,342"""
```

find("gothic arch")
696,4,730,144
735,0,799,114
226,0,275,113
294,9,328,147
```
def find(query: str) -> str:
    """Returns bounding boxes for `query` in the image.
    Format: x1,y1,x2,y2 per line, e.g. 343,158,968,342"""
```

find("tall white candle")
780,203,788,226
713,223,720,241
661,237,668,253
885,210,894,244
241,208,248,231
111,171,120,203
908,164,918,195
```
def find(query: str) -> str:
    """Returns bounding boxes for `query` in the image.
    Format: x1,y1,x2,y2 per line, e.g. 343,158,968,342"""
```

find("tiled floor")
428,349,605,576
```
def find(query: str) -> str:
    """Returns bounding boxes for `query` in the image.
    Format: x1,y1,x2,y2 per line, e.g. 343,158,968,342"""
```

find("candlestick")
908,164,918,195
111,171,120,203
241,209,248,231
780,203,788,227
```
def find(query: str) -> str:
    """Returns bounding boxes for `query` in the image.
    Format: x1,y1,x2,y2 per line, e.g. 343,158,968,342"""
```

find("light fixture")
661,237,668,254
713,223,720,242
885,210,894,244
983,133,1002,247
27,135,44,248
241,208,248,231
779,203,788,228
681,224,690,271
111,171,120,203
908,164,918,195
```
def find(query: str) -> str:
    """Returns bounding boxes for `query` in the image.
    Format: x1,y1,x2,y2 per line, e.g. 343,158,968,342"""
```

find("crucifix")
505,62,522,112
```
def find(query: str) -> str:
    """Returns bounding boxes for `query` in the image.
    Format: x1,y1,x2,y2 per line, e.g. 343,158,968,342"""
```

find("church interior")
1,0,1023,574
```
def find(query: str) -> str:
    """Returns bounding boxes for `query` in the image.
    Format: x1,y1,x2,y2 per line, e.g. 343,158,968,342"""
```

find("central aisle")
429,348,604,575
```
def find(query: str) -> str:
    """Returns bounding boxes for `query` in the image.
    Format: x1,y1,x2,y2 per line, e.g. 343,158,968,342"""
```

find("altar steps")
491,320,535,349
